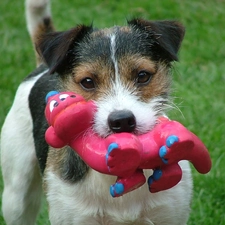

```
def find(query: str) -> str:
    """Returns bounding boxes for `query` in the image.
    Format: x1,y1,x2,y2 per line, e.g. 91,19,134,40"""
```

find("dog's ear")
128,19,185,62
36,25,92,74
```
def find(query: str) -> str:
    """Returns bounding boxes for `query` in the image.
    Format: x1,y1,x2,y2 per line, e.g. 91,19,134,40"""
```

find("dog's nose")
108,110,136,133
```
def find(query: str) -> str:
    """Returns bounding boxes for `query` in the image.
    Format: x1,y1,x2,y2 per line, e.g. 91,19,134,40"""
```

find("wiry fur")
45,166,192,225
1,0,193,224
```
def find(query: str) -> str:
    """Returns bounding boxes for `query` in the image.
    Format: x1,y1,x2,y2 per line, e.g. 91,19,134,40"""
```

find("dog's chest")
45,160,192,225
45,168,162,224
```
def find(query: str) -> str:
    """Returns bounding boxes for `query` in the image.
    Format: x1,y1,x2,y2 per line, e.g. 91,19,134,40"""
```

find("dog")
1,0,193,224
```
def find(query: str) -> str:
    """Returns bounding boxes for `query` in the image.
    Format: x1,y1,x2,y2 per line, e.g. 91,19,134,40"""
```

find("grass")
0,0,224,224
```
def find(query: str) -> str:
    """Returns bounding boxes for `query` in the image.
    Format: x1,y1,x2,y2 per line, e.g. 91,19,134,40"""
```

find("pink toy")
45,91,212,197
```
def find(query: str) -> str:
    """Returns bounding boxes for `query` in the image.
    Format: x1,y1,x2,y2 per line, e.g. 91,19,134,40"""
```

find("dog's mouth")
93,100,162,138
93,113,158,139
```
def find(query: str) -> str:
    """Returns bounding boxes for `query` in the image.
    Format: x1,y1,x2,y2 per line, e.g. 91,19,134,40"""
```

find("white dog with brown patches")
1,0,193,224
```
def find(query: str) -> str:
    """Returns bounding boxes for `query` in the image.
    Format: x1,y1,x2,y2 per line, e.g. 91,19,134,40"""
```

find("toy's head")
45,91,96,140
45,91,86,125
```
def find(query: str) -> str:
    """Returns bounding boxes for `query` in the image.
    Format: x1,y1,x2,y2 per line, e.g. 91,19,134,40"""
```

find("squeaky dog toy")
45,91,212,197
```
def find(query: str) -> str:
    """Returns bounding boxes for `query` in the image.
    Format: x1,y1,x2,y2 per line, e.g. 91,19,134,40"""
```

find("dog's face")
37,19,184,137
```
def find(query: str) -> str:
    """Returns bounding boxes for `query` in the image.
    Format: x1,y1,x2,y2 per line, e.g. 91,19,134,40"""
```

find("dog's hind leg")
25,0,55,66
1,80,43,225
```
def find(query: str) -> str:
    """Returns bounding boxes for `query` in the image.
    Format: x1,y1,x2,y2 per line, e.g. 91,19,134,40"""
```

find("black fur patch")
28,65,59,173
36,25,93,75
28,66,89,182
60,147,89,182
128,19,185,62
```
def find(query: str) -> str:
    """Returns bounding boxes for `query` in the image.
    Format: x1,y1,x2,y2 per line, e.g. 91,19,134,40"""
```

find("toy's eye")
136,71,153,85
80,77,95,90
49,100,59,112
59,94,69,101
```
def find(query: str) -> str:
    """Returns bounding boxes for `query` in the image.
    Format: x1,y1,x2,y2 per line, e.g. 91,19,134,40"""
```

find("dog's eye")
136,71,153,85
49,100,59,112
80,77,95,90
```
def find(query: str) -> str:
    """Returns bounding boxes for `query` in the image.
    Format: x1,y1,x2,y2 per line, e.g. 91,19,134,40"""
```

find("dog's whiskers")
152,97,184,119
165,99,185,119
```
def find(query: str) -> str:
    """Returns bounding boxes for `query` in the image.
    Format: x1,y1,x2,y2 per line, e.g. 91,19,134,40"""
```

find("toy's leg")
159,129,211,174
139,131,194,169
159,134,194,165
71,132,143,177
110,170,146,197
148,164,182,193
105,133,142,177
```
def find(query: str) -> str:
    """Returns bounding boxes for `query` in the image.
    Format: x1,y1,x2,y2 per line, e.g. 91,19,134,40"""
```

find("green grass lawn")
0,0,224,224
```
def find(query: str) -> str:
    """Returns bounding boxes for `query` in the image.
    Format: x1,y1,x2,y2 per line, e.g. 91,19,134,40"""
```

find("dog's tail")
25,0,55,66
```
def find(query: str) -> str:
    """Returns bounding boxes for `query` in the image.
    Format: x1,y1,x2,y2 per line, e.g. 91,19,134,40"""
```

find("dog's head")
37,19,185,137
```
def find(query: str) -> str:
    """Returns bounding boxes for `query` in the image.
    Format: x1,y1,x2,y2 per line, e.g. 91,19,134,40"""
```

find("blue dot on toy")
106,142,119,163
159,146,168,164
166,135,179,147
45,91,59,103
110,182,124,197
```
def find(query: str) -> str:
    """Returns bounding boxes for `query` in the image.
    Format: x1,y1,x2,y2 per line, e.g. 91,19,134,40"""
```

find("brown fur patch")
32,17,55,66
43,146,64,191
118,55,171,101
64,60,115,101
91,26,132,38
63,54,170,104
44,146,88,190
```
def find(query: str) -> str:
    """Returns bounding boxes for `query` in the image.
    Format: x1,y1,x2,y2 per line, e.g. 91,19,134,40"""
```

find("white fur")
1,71,47,225
109,34,119,80
94,83,159,137
45,161,192,225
